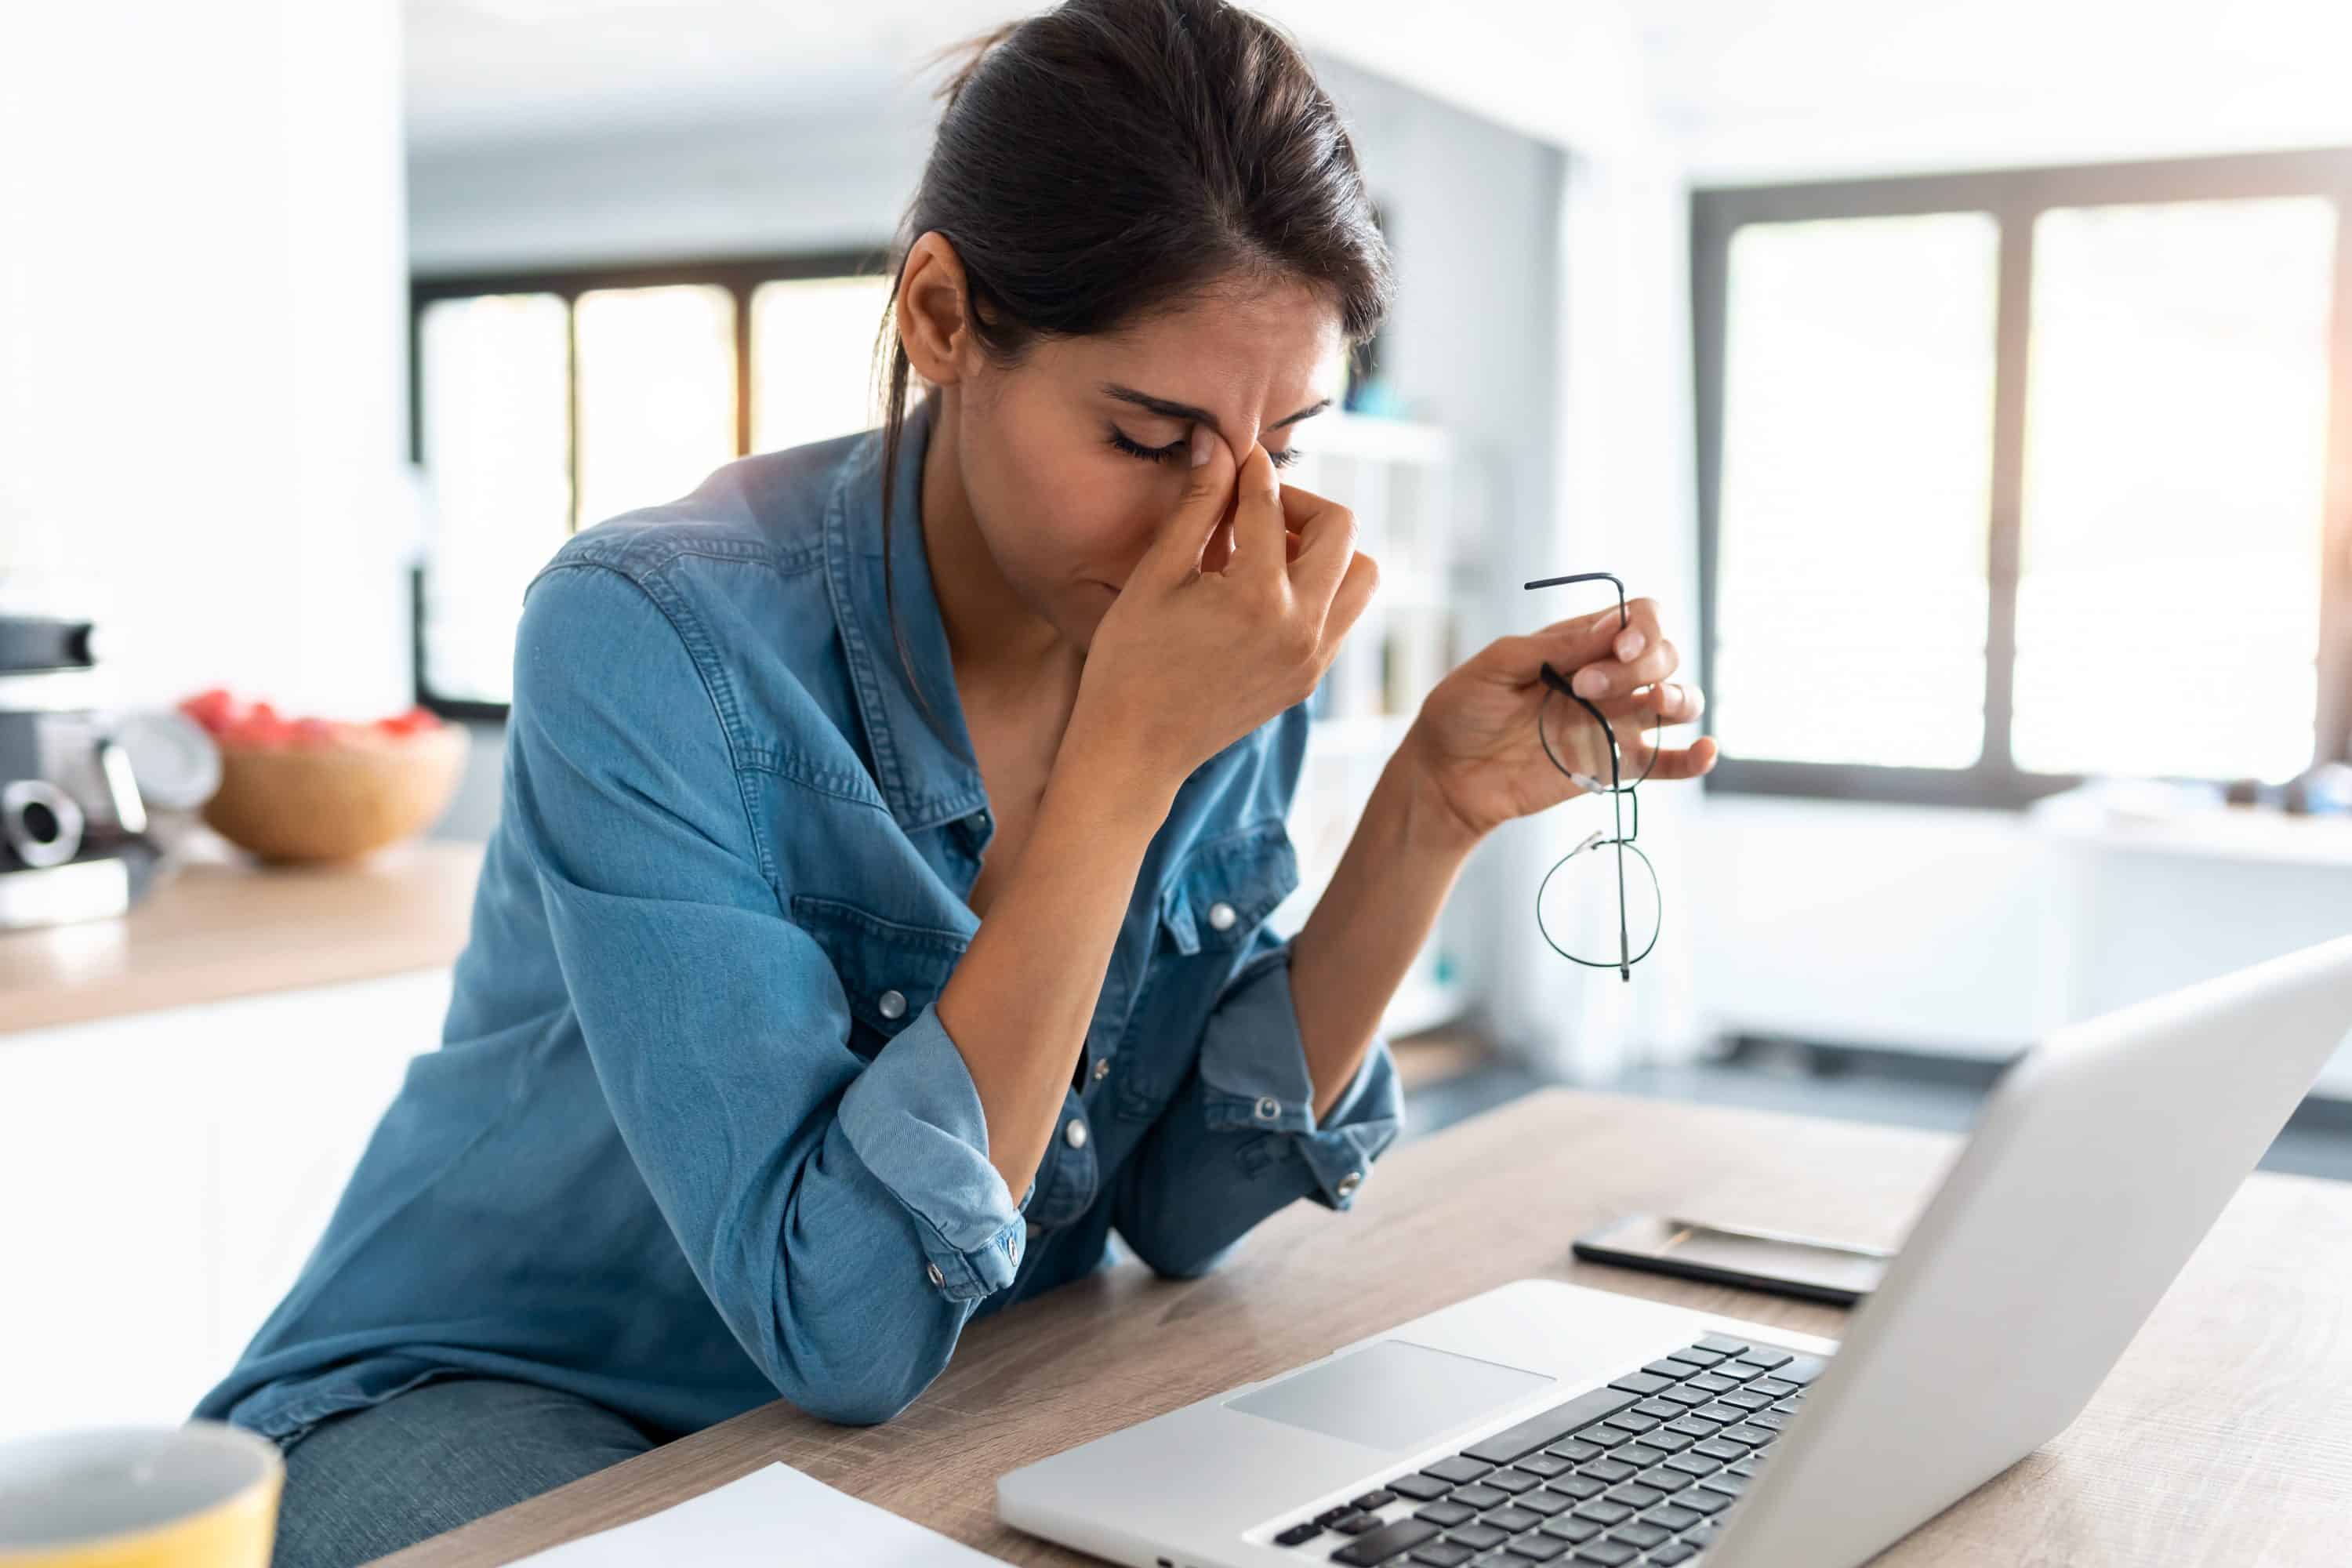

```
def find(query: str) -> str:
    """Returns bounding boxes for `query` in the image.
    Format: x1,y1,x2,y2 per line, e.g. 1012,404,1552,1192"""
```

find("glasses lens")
1536,827,1661,971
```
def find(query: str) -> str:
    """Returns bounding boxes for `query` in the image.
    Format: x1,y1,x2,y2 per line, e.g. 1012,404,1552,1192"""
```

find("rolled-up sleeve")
510,559,1023,1426
1112,923,1405,1279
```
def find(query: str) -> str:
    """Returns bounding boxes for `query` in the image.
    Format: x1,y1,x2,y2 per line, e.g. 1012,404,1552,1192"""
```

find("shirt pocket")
787,893,970,1062
1112,816,1301,1123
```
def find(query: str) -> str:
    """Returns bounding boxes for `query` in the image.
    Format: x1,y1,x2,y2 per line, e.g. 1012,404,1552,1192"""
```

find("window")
1694,151,2352,807
408,252,891,714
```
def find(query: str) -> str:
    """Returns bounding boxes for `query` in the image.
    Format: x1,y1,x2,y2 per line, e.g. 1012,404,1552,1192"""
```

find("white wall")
0,0,416,721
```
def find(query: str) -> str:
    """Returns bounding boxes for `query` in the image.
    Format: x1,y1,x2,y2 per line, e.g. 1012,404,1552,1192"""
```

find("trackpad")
1225,1339,1554,1453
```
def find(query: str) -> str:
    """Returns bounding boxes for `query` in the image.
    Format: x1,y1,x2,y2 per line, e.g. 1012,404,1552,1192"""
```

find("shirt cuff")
1195,946,1405,1210
836,1001,1029,1301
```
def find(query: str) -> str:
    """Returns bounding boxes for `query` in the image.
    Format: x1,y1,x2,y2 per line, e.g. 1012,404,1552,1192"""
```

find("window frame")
407,247,890,720
1693,147,2352,808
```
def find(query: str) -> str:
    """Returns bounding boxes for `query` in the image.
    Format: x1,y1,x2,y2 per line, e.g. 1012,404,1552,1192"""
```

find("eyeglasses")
1523,571,1664,982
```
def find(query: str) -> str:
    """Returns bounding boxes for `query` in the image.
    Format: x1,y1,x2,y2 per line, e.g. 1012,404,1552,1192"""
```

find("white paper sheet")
508,1461,1014,1566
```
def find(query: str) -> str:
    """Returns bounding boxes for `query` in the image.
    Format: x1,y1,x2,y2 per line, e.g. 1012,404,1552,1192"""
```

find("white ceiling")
405,0,2352,177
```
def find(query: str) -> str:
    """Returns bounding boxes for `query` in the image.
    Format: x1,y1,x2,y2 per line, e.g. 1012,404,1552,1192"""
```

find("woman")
197,1,1714,1562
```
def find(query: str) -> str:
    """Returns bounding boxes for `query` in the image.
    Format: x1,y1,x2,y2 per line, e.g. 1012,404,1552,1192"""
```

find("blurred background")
5,0,2351,1436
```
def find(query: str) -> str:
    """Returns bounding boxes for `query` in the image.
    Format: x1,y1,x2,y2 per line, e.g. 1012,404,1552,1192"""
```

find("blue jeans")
267,1377,659,1568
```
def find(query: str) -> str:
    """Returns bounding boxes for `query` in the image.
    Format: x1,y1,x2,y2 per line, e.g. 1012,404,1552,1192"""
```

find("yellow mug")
0,1423,282,1568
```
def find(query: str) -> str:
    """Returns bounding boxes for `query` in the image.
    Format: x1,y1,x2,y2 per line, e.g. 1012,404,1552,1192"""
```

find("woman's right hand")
1069,424,1379,795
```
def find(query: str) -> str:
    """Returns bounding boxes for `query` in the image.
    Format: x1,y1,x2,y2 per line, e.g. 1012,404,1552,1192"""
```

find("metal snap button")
1064,1118,1088,1149
1092,1057,1111,1080
1207,900,1238,931
1254,1095,1280,1121
1336,1170,1363,1198
877,989,907,1020
925,1261,946,1287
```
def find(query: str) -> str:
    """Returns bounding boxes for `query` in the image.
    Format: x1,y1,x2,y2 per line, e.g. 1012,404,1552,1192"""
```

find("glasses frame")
1524,571,1664,982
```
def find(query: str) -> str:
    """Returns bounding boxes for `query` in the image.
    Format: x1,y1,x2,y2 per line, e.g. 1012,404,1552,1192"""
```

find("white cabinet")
0,968,450,1442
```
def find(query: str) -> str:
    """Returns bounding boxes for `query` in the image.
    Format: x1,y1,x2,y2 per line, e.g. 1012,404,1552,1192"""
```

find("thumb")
1137,424,1235,585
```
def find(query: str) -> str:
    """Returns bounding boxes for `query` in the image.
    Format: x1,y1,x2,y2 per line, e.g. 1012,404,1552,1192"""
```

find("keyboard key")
1779,1355,1828,1385
1545,1439,1606,1465
1719,1425,1777,1448
1645,1357,1703,1379
1613,1442,1668,1470
1609,1520,1671,1551
1700,1472,1748,1499
1570,1541,1637,1566
1677,1487,1732,1516
1577,1458,1637,1485
1633,1399,1683,1421
1388,1473,1454,1502
1571,1499,1635,1526
1688,1372,1740,1393
1649,1543,1698,1566
1606,1483,1664,1510
1316,1506,1357,1527
1407,1544,1475,1567
1424,1457,1494,1486
1664,1452,1721,1477
1671,1345,1729,1367
1659,1385,1715,1408
1694,1334,1750,1355
1635,1465,1691,1493
1450,1483,1508,1510
1276,1521,1323,1545
1751,1412,1791,1432
1518,1488,1574,1518
1643,1503,1704,1532
1693,1439,1748,1462
1330,1517,1443,1566
1694,1404,1748,1425
1730,1457,1762,1478
1751,1377,1798,1399
1485,1506,1541,1534
1352,1489,1399,1512
1541,1513,1604,1543
1501,1537,1568,1563
1721,1389,1774,1411
1664,1417,1721,1439
1483,1468,1540,1495
1462,1389,1639,1465
1736,1348,1793,1370
1332,1512,1382,1535
1599,1411,1659,1436
1414,1501,1476,1528
1607,1371,1671,1396
1554,1474,1606,1501
1642,1429,1694,1454
1515,1451,1573,1479
1445,1523,1509,1551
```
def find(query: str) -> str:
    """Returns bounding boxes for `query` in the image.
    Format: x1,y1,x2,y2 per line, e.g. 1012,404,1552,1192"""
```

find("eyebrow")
1098,383,1332,441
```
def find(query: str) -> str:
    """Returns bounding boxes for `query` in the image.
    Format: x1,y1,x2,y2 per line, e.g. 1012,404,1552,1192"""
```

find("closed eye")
1105,423,1299,470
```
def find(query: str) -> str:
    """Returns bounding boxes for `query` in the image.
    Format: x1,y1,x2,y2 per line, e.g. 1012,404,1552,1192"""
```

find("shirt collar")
821,394,993,836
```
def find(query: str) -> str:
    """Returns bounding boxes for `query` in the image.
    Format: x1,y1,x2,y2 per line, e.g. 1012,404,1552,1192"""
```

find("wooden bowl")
200,726,468,865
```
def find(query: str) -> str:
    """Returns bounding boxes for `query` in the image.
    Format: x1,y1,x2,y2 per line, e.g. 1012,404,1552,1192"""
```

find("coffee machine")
0,615,166,929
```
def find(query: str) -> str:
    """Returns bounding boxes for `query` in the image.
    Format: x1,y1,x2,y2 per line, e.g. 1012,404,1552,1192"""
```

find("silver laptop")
998,934,2352,1567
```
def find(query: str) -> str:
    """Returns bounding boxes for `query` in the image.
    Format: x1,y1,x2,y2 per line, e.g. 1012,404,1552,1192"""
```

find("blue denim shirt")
196,394,1403,1441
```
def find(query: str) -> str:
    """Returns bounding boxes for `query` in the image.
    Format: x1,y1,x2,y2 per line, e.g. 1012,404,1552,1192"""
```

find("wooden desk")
378,1088,2352,1567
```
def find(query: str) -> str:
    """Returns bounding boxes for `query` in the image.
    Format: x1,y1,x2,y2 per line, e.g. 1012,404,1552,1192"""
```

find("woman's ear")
898,231,976,387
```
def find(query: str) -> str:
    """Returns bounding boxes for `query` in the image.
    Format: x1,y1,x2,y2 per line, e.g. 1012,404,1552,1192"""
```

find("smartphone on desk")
1572,1214,1892,1305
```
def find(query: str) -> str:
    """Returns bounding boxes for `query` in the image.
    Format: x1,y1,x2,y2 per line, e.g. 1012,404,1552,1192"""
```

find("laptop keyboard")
1265,1334,1828,1566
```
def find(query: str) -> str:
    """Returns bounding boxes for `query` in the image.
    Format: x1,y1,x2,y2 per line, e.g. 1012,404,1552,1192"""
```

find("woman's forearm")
935,728,1177,1207
1288,731,1483,1122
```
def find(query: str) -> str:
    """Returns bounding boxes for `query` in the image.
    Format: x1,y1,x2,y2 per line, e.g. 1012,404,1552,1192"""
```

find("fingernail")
1190,425,1213,467
1573,667,1606,699
1617,630,1645,659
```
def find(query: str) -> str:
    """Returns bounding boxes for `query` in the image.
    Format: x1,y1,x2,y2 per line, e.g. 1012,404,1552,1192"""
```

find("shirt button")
1254,1095,1280,1122
1207,900,1238,931
1092,1057,1111,1081
877,989,907,1021
1336,1170,1363,1198
925,1261,945,1287
1064,1118,1088,1149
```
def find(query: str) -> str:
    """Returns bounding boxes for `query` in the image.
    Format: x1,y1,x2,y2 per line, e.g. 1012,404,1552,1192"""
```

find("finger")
1477,612,1624,684
1624,735,1719,782
1598,679,1707,726
1277,481,1357,613
1136,424,1236,586
1317,547,1381,660
1226,441,1288,590
1571,635,1679,702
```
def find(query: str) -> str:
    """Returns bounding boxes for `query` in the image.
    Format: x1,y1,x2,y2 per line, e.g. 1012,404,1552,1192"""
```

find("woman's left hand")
1403,597,1717,843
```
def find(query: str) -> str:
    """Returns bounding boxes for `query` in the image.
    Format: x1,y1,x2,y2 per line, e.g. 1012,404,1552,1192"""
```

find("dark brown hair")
869,0,1394,727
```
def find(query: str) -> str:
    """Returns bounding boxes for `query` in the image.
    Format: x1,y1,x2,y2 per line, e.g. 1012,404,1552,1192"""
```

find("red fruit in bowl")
179,688,247,735
291,717,342,747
